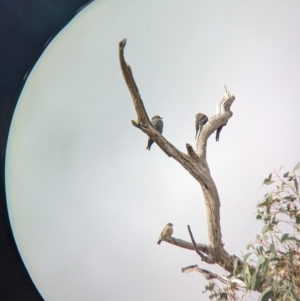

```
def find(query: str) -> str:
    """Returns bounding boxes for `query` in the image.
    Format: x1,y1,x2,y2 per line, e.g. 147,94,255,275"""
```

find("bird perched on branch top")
215,123,227,141
195,113,208,139
215,101,230,142
146,115,163,150
157,223,173,245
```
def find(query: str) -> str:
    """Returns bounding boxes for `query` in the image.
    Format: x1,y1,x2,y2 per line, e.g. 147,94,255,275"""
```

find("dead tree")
118,39,245,288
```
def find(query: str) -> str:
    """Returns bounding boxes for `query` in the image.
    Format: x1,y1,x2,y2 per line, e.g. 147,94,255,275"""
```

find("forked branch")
119,38,237,274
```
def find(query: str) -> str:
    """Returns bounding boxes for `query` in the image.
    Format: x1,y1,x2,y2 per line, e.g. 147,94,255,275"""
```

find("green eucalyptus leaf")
263,178,274,186
233,258,239,275
246,241,253,250
283,195,297,202
259,288,272,301
279,207,288,214
251,271,257,290
256,254,265,270
293,162,300,171
281,233,289,242
256,246,264,255
294,178,299,194
244,265,251,288
288,249,293,265
261,261,269,278
243,252,252,264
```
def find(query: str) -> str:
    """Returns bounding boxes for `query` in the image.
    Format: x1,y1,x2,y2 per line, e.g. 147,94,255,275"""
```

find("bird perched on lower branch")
157,223,173,245
195,113,208,139
146,115,163,150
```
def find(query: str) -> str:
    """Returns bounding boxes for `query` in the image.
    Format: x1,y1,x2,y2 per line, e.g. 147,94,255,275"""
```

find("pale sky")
5,1,300,300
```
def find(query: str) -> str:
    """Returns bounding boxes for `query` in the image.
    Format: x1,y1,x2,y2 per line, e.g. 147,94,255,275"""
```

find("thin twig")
188,225,207,261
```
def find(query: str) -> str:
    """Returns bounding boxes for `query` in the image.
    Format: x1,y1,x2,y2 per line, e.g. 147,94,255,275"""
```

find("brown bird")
215,102,230,142
146,115,163,150
157,223,173,245
195,113,208,139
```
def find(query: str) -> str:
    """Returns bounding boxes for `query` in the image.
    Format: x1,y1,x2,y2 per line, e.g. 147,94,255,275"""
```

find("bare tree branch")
182,265,247,289
119,39,149,124
159,236,210,252
119,38,237,274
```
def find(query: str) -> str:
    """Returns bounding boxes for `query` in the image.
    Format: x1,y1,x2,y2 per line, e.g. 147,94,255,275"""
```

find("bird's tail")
146,138,153,150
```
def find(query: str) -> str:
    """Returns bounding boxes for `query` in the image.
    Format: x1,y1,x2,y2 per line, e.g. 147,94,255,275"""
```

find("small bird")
157,223,173,245
215,123,227,141
195,113,208,139
215,102,229,142
146,115,163,150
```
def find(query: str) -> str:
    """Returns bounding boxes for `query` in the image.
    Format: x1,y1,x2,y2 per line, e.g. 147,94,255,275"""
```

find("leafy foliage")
205,163,300,301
